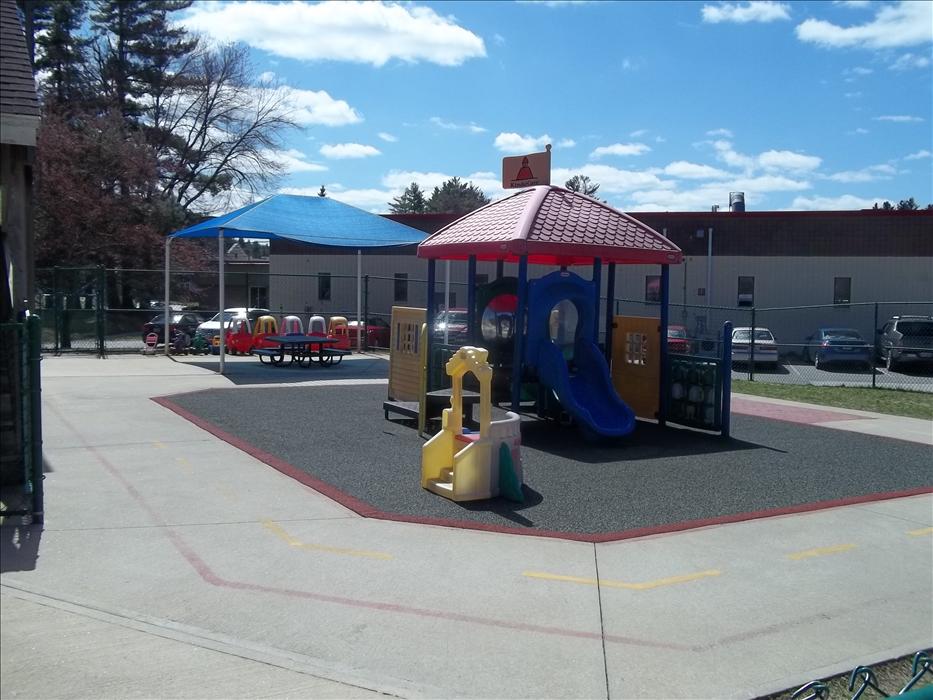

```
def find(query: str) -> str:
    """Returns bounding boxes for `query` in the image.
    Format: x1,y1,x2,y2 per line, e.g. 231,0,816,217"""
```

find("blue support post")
426,258,436,391
659,264,670,426
511,255,528,412
604,263,616,363
592,257,602,344
496,260,504,280
721,321,733,438
467,255,477,343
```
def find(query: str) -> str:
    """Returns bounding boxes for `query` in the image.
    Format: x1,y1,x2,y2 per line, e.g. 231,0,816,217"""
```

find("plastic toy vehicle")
877,315,933,370
806,328,872,370
225,318,254,355
196,307,270,347
731,327,779,368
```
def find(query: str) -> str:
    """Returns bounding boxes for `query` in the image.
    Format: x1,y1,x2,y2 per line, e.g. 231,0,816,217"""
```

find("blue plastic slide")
535,337,636,437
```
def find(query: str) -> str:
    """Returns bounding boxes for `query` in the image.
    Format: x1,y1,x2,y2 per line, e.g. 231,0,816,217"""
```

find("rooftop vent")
729,192,746,212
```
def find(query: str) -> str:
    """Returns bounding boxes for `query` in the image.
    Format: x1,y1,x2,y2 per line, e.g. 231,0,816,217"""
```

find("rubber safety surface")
160,384,932,541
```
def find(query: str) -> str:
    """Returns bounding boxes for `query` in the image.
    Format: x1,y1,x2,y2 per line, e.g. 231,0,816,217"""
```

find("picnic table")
253,335,347,367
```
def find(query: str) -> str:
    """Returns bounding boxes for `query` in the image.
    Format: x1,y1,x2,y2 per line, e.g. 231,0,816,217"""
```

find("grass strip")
732,380,933,420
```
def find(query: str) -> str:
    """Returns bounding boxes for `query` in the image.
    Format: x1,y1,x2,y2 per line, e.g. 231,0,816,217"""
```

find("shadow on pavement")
0,523,42,573
458,486,545,527
179,356,390,385
519,418,772,463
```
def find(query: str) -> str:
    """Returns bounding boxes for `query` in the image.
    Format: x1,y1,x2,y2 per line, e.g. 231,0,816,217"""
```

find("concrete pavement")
2,355,931,698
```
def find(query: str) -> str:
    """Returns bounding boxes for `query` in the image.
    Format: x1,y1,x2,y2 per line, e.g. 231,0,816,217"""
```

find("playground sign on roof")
502,145,551,189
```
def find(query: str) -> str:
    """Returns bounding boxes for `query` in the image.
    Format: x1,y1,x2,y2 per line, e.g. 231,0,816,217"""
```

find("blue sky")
180,0,933,213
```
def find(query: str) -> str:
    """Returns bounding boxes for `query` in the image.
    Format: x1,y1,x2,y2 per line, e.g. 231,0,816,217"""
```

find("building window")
394,273,408,302
834,277,851,305
318,272,331,301
645,275,661,303
249,286,267,308
737,276,754,307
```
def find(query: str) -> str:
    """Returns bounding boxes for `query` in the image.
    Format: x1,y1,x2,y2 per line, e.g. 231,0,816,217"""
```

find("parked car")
433,309,470,345
142,312,205,344
667,325,692,354
346,317,391,348
196,308,270,345
877,315,933,370
731,327,779,367
806,328,873,370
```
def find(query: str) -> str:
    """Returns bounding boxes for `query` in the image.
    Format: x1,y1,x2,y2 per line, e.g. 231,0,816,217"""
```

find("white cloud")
266,148,328,173
889,52,931,71
796,1,933,50
663,161,731,179
494,132,552,153
758,149,822,171
847,127,870,135
629,129,648,138
825,164,896,182
706,128,734,137
319,143,381,159
516,0,595,5
789,194,885,210
844,91,862,98
377,132,398,143
873,115,924,122
904,149,932,160
834,1,872,7
621,57,640,71
552,164,672,194
710,140,756,170
258,70,276,83
382,170,452,192
590,142,651,158
701,1,791,24
557,138,577,148
429,117,487,133
851,66,873,75
281,86,362,127
181,1,486,67
721,174,811,191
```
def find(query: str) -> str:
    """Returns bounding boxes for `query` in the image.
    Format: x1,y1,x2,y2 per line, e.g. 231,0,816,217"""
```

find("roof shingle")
0,0,39,118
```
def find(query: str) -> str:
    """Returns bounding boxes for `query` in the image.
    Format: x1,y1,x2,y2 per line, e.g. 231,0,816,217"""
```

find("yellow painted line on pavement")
153,441,166,449
174,457,192,472
522,569,721,591
786,543,857,560
261,520,392,560
908,527,933,537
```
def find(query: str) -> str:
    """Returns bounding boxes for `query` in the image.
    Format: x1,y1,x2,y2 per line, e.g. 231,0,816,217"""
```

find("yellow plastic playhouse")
421,346,523,502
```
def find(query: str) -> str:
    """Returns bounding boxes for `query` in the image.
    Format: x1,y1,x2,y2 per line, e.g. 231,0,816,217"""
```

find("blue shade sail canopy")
168,194,426,247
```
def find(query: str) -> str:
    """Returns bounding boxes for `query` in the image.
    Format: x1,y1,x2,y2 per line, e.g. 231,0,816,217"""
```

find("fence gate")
610,316,660,420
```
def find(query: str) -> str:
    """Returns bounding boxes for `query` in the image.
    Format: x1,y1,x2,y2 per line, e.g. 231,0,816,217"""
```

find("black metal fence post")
96,265,107,358
872,302,879,389
27,314,43,522
749,306,756,382
721,321,732,439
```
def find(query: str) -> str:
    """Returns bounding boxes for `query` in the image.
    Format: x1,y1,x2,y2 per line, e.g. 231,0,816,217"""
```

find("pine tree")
426,178,489,214
565,174,600,197
35,0,91,106
389,182,428,213
318,185,327,197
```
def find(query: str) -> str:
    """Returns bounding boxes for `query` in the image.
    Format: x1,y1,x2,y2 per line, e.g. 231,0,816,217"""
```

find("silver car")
731,327,779,368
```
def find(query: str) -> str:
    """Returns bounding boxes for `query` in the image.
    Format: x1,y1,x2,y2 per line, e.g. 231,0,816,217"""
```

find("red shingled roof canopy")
417,186,683,266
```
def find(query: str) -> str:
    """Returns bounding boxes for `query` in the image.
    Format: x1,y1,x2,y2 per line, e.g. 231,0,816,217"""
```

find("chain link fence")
34,267,933,393
614,298,933,393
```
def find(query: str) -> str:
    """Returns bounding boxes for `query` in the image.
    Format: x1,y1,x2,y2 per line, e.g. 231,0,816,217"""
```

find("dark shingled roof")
0,0,39,118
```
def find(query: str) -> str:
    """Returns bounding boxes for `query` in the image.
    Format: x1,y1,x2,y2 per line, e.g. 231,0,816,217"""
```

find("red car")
346,317,390,349
667,325,692,354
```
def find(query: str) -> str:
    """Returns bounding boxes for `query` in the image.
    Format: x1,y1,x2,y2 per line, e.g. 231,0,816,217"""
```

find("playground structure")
409,185,739,437
421,346,523,502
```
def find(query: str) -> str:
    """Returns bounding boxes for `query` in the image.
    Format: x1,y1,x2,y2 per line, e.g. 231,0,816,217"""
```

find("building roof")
0,0,39,120
169,194,426,248
417,186,683,266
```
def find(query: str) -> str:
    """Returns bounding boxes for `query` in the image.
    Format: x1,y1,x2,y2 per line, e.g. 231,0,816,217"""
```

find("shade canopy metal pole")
164,237,172,356
426,259,436,391
467,255,477,342
357,249,362,352
659,264,670,427
592,257,602,343
218,229,225,374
